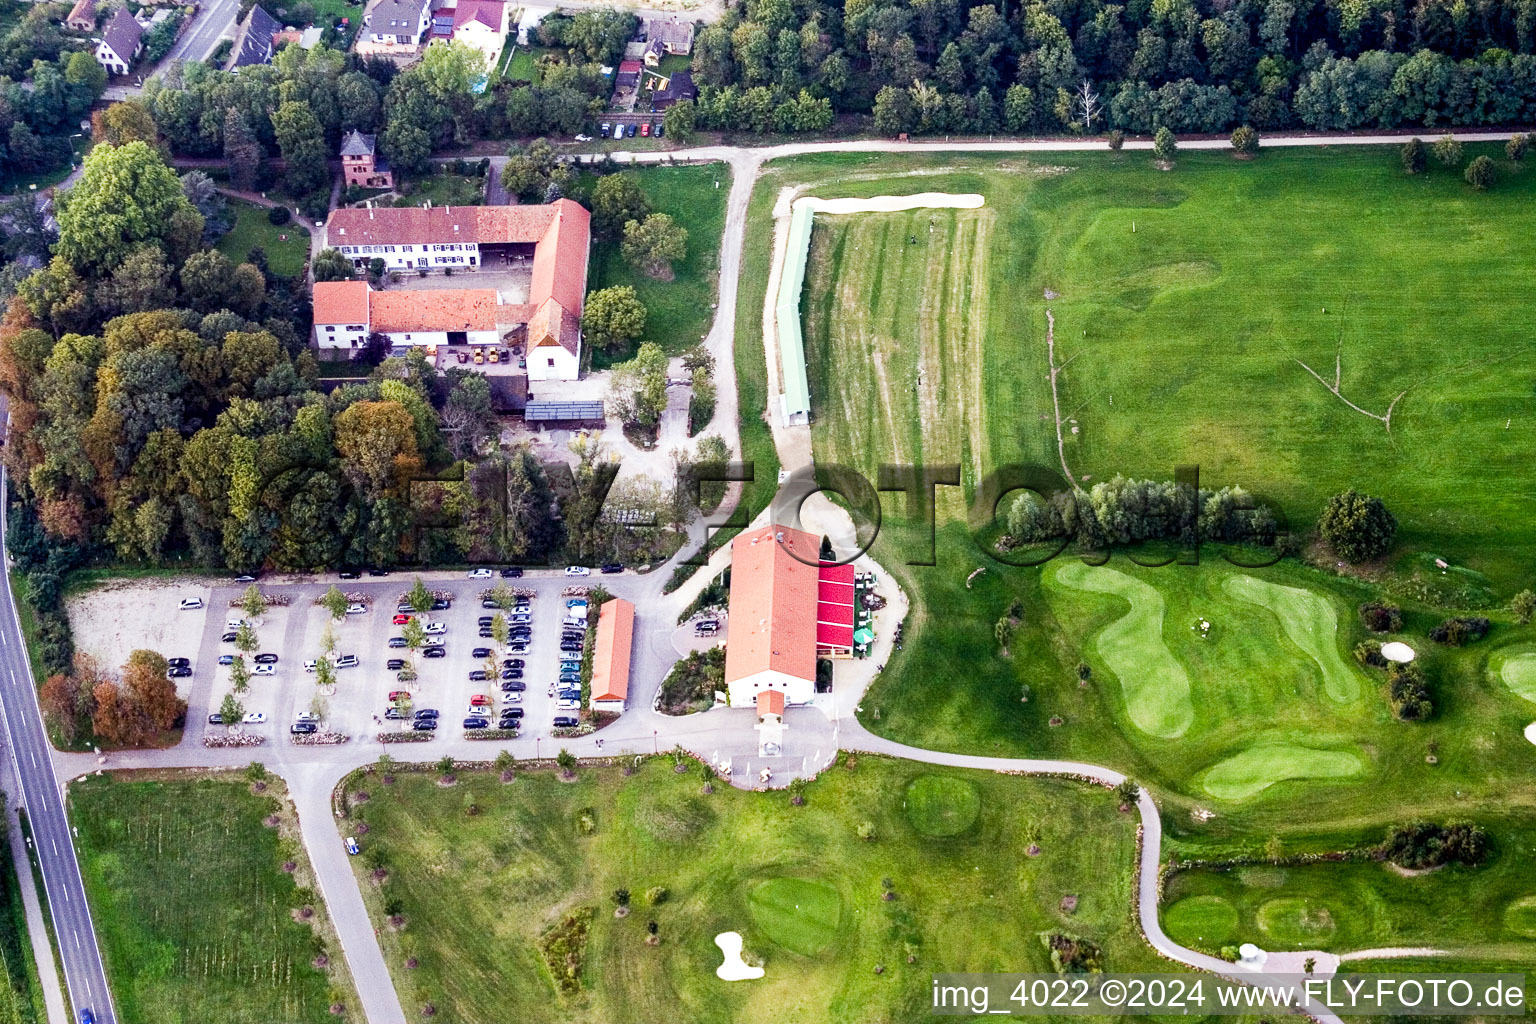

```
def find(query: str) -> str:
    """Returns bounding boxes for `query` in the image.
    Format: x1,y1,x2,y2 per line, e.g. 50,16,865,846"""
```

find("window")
547,358,555,367
326,326,335,332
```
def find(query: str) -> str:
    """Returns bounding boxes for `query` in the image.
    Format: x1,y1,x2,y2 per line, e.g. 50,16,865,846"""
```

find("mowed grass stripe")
1223,574,1361,703
1048,562,1194,738
1200,743,1365,801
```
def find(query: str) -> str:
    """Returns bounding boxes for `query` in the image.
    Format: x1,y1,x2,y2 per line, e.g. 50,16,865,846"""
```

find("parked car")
424,647,447,659
345,837,360,855
469,694,491,706
628,123,639,138
695,621,720,635
168,666,192,678
385,707,407,720
501,691,523,704
655,122,664,137
477,616,494,626
336,654,359,669
505,658,525,669
178,597,203,610
425,622,446,635
168,657,190,668
553,715,579,728
559,672,581,685
511,613,533,625
234,575,257,584
600,122,611,137
387,658,405,670
369,568,390,577
254,664,276,676
559,659,581,671
500,567,523,578
500,706,525,720
412,719,437,731
562,615,586,628
296,710,318,722
508,641,530,653
291,721,318,734
640,122,650,137
501,680,526,692
218,654,234,665
207,713,223,724
389,690,411,701
463,717,490,729
346,603,367,615
242,711,266,724
601,562,624,574
478,628,494,639
559,641,583,652
414,708,439,719
431,598,451,610
424,636,445,647
501,668,523,681
469,670,488,682
388,637,407,648
481,598,499,609
396,602,413,614
226,619,250,630
565,565,591,576
566,598,587,608
221,631,237,643
393,613,413,625
254,653,278,664
339,570,360,580
468,568,493,579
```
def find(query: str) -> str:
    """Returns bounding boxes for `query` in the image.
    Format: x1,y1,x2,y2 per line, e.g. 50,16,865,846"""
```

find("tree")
271,101,330,196
440,371,497,460
491,611,509,648
1074,79,1101,130
1464,155,1495,190
590,172,652,238
1400,137,1427,174
580,286,646,354
312,249,355,282
314,655,336,690
240,583,267,619
55,142,200,274
401,616,426,652
1318,489,1397,563
620,214,688,279
609,342,668,427
222,109,263,193
1152,126,1177,164
320,585,349,619
500,139,559,201
1230,124,1259,156
1505,133,1529,163
556,748,577,774
96,246,176,315
1511,589,1536,625
93,100,156,148
218,692,244,726
662,100,697,142
333,399,421,495
235,621,259,654
122,648,184,732
1432,134,1462,168
179,250,236,313
407,577,433,615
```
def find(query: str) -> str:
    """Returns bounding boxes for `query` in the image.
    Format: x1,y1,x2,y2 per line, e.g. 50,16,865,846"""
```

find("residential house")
355,0,430,55
66,0,96,33
588,598,635,713
340,130,393,188
94,6,142,76
429,0,507,69
312,279,510,350
649,69,695,111
641,16,693,66
311,280,373,350
226,4,281,71
320,198,590,380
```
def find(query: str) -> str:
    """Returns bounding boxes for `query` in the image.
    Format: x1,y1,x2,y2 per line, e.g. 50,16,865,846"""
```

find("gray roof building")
226,4,281,70
97,7,143,68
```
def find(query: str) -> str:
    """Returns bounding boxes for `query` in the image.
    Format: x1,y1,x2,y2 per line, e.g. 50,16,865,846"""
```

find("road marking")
50,838,57,856
72,930,80,950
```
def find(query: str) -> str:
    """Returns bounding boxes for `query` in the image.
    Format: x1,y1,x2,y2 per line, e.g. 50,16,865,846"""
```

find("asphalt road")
0,470,116,1024
166,0,241,64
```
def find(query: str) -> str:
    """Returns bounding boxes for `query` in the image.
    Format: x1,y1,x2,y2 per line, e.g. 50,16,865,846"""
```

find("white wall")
315,324,369,350
526,342,579,382
335,241,481,271
727,669,814,709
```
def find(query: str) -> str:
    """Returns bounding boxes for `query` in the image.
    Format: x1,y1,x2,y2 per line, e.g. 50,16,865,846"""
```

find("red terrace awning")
818,601,854,627
816,561,857,649
817,621,854,650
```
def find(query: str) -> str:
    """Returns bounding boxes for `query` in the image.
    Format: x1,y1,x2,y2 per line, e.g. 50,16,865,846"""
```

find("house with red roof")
428,0,508,68
589,598,635,713
312,280,514,351
322,198,590,379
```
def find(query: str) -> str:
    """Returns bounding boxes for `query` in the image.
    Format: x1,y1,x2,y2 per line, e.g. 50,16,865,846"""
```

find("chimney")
425,199,431,209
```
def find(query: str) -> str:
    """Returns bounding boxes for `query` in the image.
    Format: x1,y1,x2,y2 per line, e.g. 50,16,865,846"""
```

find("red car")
640,122,651,137
388,690,411,701
469,694,491,706
392,613,412,625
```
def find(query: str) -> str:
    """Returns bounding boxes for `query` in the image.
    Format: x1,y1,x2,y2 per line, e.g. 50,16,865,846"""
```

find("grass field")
1489,642,1536,703
70,772,355,1024
215,202,311,279
1162,813,1536,960
395,173,484,209
587,163,729,367
339,755,1169,1023
0,803,46,1024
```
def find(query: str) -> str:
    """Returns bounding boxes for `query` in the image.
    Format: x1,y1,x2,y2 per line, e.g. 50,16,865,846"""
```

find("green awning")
853,627,875,644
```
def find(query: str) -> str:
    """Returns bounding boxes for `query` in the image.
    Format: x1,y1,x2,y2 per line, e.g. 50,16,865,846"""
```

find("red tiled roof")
528,199,590,317
452,0,504,30
67,0,94,24
756,689,785,717
313,280,370,324
370,288,502,333
723,525,820,686
590,598,634,703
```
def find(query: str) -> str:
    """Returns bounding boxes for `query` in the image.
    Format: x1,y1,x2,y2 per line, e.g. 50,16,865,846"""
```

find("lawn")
215,201,311,279
587,163,730,367
395,172,485,209
69,772,356,1024
1162,813,1536,961
338,755,1168,1023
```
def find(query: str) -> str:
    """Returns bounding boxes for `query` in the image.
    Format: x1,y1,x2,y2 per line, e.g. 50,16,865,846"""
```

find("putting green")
1256,896,1338,946
1049,563,1194,738
1200,744,1364,801
747,877,842,956
1163,895,1239,947
1490,646,1536,703
1504,895,1536,938
904,774,982,837
1224,575,1360,703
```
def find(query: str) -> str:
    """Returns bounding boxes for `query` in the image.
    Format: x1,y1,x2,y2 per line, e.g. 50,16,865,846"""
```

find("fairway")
1224,575,1361,703
1200,743,1364,801
1505,896,1536,937
1048,562,1194,739
339,757,1162,1023
69,772,353,1024
747,877,841,956
1491,645,1536,703
1256,897,1338,946
1162,896,1239,948
903,773,981,837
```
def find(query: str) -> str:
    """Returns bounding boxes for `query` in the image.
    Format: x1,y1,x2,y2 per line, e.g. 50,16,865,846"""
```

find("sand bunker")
1525,722,1536,747
792,192,985,215
1381,641,1415,663
714,932,763,981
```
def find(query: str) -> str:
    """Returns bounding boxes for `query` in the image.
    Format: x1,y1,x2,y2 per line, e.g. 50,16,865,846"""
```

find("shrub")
1106,129,1125,150
645,886,668,905
1042,932,1103,973
1354,640,1387,668
1401,137,1426,174
1433,133,1462,167
1387,661,1433,720
1428,616,1490,646
1510,589,1536,624
1317,489,1397,563
1505,133,1529,162
1113,780,1139,805
1380,821,1489,869
1152,126,1177,164
612,888,630,906
1230,125,1258,155
267,205,291,226
1464,155,1496,190
1358,602,1403,633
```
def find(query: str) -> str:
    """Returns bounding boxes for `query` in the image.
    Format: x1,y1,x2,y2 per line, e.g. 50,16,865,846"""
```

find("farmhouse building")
66,0,97,33
226,4,280,70
641,16,693,65
589,598,635,713
356,0,430,55
94,7,142,75
428,0,508,69
649,69,695,111
314,279,507,347
340,130,393,188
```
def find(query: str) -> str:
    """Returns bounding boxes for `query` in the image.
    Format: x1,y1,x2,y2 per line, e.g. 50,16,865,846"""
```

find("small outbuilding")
589,597,635,713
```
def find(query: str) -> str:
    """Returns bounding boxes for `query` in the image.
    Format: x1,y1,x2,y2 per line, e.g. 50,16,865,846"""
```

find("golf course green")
1491,645,1536,703
1048,562,1194,738
903,774,981,837
747,877,843,956
1162,895,1239,947
1224,575,1361,703
1200,744,1365,801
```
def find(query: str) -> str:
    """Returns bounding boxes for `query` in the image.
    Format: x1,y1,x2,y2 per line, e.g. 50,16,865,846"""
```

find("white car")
466,705,494,716
178,597,203,610
424,622,447,635
424,636,445,647
564,566,591,577
574,133,593,141
467,568,493,579
345,603,367,615
254,664,276,676
556,698,581,710
502,692,523,704
303,659,319,672
295,711,317,722
336,654,359,668
242,712,266,724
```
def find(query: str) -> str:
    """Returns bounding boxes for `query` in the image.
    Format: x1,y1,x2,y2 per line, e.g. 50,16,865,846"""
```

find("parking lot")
136,570,651,749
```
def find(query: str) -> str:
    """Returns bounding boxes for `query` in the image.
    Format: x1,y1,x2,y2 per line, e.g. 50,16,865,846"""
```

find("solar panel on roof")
524,401,605,420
